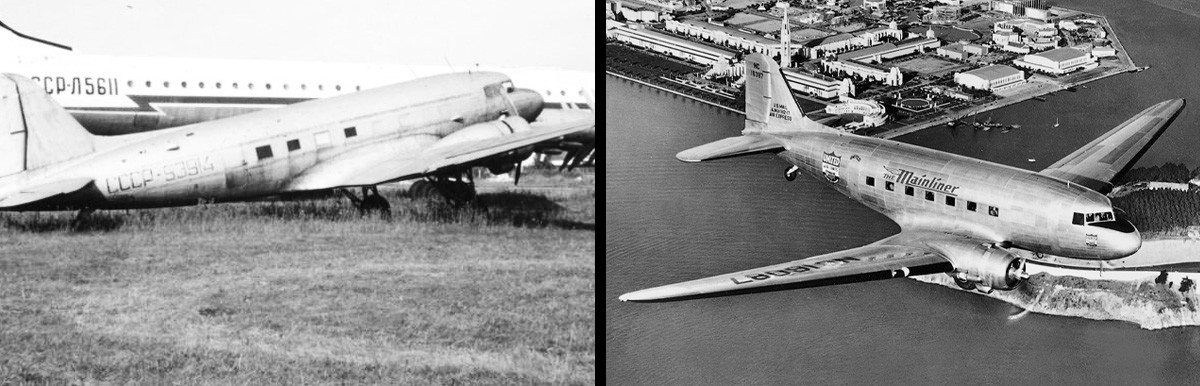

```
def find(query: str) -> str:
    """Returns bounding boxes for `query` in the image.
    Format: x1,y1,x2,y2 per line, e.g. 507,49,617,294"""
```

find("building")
936,44,968,61
665,19,796,60
992,31,1020,45
1091,46,1117,58
611,24,738,66
954,65,1025,91
822,60,904,86
1013,47,1097,75
963,43,989,56
618,3,660,22
863,0,887,13
805,33,856,58
838,38,940,63
824,96,887,128
782,68,854,99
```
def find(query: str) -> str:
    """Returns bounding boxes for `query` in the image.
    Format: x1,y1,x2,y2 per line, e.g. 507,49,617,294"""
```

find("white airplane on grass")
620,53,1182,303
0,70,593,213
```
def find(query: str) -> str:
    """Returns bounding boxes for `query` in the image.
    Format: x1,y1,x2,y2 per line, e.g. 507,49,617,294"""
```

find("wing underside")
288,116,593,191
618,233,955,303
1039,99,1185,193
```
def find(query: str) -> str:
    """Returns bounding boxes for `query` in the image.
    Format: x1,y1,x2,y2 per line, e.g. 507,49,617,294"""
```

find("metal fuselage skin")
4,72,543,209
779,131,1140,260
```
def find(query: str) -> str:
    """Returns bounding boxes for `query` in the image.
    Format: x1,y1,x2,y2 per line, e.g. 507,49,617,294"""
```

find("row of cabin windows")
126,80,359,92
865,176,999,217
255,127,357,161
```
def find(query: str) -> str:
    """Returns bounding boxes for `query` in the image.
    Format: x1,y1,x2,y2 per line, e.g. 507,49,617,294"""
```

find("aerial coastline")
605,0,1139,139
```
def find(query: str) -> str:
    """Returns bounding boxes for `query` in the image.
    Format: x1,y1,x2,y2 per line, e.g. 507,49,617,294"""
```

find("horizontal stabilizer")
676,135,783,163
0,177,93,208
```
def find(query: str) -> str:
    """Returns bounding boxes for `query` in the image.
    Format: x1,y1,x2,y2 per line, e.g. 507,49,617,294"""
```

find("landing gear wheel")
409,180,439,200
785,166,800,181
954,277,976,291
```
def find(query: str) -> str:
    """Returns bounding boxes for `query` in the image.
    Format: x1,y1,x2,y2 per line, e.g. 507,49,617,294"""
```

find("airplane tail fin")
742,53,832,134
0,74,95,177
676,53,832,162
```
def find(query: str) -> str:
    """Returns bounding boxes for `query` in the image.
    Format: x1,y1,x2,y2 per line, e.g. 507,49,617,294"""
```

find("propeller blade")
514,162,522,186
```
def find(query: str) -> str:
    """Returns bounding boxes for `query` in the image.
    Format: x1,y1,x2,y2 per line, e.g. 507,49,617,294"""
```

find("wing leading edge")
618,233,955,303
1039,99,1185,193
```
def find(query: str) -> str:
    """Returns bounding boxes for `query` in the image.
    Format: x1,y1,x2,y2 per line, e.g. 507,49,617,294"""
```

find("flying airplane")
619,53,1184,303
0,70,593,213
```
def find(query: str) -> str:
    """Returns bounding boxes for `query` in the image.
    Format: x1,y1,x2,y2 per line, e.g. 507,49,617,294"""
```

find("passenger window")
249,83,255,90
344,127,357,138
945,196,955,206
233,82,239,89
256,145,273,160
163,81,170,88
885,181,894,191
905,186,914,196
287,139,301,152
199,82,205,89
925,191,934,201
336,85,342,91
314,131,331,147
181,81,187,88
989,206,999,217
967,201,977,212
145,80,151,87
866,176,875,186
301,84,307,90
356,85,361,91
266,83,272,90
1072,213,1084,225
126,80,133,87
216,82,222,89
283,84,289,90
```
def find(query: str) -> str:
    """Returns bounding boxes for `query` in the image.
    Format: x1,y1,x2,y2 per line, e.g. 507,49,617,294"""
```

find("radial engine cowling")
947,244,1026,291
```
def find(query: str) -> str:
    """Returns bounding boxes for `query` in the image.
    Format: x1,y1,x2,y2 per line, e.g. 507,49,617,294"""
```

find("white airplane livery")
0,20,594,135
620,53,1184,303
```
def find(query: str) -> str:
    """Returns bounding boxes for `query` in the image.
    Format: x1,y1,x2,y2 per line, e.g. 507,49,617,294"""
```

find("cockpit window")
501,81,514,93
484,83,502,98
1073,211,1117,226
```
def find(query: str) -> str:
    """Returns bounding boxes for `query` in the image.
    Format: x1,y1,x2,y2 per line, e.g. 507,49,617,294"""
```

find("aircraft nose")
510,88,544,122
1106,220,1142,257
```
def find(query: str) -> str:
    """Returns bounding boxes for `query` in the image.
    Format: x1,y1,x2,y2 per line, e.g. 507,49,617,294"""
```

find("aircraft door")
0,77,26,177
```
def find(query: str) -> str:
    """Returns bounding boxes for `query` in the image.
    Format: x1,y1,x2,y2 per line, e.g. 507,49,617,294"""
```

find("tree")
1156,270,1169,285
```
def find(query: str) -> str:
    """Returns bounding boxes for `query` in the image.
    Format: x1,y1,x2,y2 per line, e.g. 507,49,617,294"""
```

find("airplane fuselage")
7,57,593,135
778,132,1141,260
2,72,542,209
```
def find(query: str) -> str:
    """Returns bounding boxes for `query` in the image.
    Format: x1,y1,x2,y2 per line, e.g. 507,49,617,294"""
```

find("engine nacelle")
946,243,1026,291
433,116,532,151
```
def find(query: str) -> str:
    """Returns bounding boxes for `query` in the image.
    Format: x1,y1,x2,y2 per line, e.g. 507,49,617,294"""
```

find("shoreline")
910,272,1200,330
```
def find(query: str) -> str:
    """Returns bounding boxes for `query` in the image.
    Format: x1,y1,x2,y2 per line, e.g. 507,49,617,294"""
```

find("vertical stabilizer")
743,53,832,134
0,74,94,172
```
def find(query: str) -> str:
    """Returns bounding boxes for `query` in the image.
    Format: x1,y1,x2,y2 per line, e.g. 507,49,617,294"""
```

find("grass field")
0,170,595,385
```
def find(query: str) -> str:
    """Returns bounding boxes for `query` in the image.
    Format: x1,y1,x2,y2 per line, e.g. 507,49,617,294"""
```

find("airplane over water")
620,53,1184,303
0,70,593,212
0,19,596,170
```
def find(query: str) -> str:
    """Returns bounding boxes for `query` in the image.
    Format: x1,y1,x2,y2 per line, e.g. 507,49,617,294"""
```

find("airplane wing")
1039,99,1185,193
0,177,93,208
618,233,955,303
288,116,593,190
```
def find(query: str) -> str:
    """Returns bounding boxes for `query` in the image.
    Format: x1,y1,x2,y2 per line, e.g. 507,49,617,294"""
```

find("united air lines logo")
822,151,841,183
883,166,961,195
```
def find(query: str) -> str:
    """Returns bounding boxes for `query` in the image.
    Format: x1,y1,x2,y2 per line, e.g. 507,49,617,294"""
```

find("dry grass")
0,172,594,385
